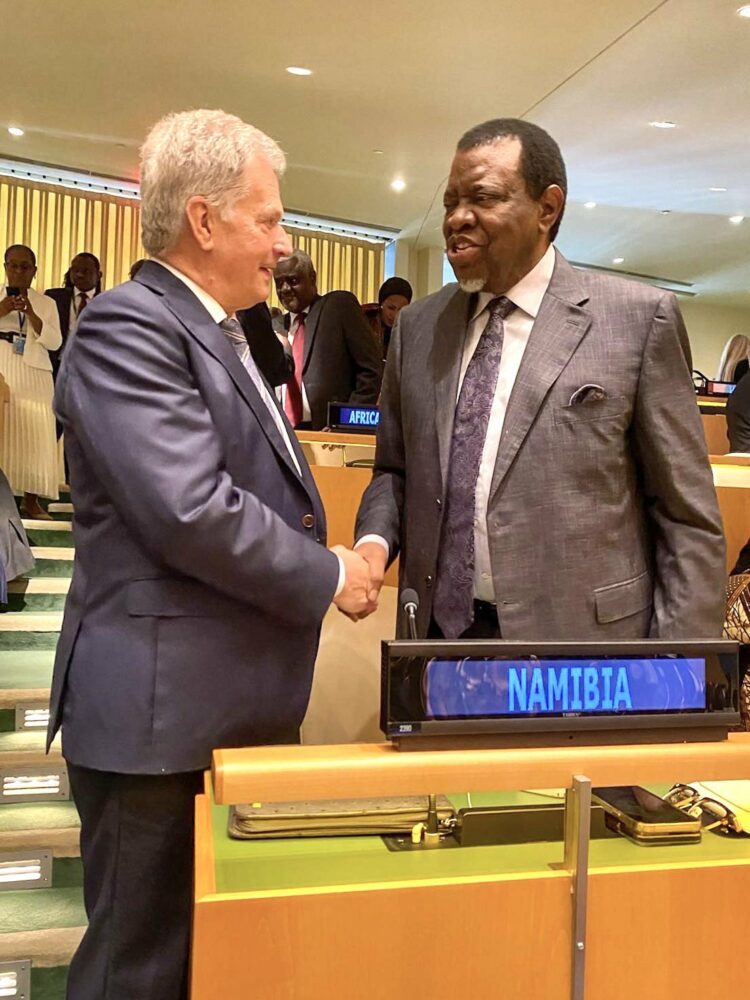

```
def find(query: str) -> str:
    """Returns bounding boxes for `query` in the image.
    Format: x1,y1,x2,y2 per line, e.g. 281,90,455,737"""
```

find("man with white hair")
48,109,373,1000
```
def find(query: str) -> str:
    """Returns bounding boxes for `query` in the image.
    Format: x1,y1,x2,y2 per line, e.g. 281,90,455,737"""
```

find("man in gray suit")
355,118,725,640
48,109,372,1000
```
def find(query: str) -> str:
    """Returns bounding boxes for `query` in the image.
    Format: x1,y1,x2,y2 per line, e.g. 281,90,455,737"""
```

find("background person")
355,118,725,642
47,109,372,1000
364,276,413,361
45,252,103,381
273,250,382,429
716,333,750,383
0,244,62,519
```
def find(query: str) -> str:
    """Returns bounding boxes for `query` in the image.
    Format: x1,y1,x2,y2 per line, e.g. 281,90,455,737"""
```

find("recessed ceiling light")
612,257,625,264
729,215,745,225
390,177,406,193
649,120,677,129
7,126,24,137
373,149,384,155
286,66,313,76
660,209,672,215
584,201,597,209
709,186,728,192
737,5,750,18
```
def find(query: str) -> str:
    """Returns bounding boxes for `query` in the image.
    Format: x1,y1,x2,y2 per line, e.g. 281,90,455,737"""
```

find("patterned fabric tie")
283,314,306,427
432,295,515,638
77,292,88,316
220,317,301,475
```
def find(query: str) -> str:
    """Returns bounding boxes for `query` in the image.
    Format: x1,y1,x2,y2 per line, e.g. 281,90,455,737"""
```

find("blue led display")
337,405,380,428
423,657,706,717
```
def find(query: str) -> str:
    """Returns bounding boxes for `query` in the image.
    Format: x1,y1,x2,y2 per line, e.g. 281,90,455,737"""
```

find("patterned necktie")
220,317,301,475
77,292,88,316
283,314,306,427
432,295,515,638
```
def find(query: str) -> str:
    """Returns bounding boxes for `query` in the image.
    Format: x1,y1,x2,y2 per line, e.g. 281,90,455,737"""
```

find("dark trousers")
429,599,503,639
66,764,204,1000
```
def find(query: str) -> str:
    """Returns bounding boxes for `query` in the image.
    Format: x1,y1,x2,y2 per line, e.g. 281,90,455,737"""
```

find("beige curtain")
1,174,385,302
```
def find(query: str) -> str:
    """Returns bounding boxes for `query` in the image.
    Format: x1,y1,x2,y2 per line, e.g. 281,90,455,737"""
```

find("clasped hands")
330,542,387,620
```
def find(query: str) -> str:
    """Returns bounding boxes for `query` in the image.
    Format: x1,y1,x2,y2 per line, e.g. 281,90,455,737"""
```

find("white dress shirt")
153,260,345,595
277,311,311,422
68,288,95,337
357,244,555,603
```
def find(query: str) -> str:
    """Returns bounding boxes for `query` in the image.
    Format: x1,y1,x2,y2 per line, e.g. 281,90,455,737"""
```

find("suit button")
302,514,315,529
425,575,433,588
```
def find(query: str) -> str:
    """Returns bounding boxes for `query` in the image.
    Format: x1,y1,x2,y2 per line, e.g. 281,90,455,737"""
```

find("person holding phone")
0,244,62,518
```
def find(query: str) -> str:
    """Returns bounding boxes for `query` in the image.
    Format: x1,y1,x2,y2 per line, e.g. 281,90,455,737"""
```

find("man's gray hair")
140,109,286,257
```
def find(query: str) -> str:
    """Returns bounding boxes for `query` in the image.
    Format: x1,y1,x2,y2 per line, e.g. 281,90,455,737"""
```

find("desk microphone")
401,588,419,640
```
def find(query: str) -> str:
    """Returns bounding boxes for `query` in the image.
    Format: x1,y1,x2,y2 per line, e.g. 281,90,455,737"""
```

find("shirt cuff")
334,553,346,598
355,535,390,559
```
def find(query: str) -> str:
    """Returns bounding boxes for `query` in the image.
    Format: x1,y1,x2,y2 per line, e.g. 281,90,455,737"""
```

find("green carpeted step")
0,800,79,857
51,857,83,889
31,966,70,997
26,549,74,579
5,579,70,614
0,649,55,699
0,884,86,935
21,522,73,549
0,730,61,765
0,618,62,652
47,503,73,521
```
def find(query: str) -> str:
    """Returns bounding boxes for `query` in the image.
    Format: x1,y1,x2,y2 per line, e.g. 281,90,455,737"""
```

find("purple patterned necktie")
433,295,515,638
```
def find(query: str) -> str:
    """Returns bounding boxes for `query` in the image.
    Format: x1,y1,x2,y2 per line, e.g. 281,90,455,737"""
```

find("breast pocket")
553,396,630,426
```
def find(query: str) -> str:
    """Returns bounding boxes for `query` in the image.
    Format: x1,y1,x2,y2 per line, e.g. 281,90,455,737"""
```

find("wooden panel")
192,871,571,1000
297,430,376,447
212,733,750,805
586,863,750,1000
310,464,398,587
703,412,729,455
716,485,750,572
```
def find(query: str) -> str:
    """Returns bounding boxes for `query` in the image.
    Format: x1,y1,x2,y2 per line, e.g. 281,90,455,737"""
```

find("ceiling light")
660,209,671,215
737,5,750,17
709,186,728,192
649,120,677,129
390,177,406,192
584,201,597,209
729,215,745,225
612,257,625,264
286,66,313,76
7,126,24,137
373,149,384,155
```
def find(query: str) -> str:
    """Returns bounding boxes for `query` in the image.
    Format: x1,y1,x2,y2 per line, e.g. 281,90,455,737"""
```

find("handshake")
330,542,387,621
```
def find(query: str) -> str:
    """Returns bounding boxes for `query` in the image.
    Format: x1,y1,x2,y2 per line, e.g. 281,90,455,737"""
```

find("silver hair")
139,109,286,257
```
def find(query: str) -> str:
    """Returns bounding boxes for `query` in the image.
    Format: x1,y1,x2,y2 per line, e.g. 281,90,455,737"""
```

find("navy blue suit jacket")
48,261,339,773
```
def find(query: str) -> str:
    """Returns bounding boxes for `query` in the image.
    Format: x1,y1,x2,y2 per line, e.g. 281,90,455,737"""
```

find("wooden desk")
193,737,750,1000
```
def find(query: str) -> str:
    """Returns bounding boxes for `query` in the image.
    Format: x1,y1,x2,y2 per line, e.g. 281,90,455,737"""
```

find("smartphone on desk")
592,785,701,845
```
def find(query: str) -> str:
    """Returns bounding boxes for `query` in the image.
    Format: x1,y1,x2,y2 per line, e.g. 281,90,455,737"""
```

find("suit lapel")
301,296,324,373
488,253,591,503
431,288,475,490
136,263,306,486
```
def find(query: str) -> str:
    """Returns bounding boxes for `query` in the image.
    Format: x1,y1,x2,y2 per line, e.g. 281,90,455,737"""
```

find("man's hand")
331,545,375,616
355,541,387,606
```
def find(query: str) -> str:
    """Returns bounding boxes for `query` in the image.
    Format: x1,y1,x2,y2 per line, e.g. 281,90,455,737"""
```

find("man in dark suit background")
355,118,724,641
273,249,382,429
45,252,102,381
48,109,372,1000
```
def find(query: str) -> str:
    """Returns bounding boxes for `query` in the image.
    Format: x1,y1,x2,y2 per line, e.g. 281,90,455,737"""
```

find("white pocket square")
569,383,608,406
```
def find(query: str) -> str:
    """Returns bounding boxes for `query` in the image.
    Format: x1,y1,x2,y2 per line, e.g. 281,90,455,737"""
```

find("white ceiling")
4,0,750,305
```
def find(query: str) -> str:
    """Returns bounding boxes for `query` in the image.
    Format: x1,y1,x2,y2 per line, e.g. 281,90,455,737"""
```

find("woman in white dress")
0,245,62,519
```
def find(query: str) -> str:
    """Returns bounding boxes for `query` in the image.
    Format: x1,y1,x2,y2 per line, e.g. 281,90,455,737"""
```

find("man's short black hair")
4,244,36,266
457,118,567,241
74,251,101,270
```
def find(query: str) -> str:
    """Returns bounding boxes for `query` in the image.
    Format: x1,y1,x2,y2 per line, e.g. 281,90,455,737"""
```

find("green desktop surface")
208,789,750,896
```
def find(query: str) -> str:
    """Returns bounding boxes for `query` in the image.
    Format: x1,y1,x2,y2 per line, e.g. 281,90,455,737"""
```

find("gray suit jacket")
48,262,340,773
275,291,383,429
356,251,725,640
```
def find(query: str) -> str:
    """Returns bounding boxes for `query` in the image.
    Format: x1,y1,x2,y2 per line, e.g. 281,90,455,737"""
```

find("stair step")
21,522,73,550
0,801,79,857
26,549,74,579
5,579,69,613
47,502,73,523
0,884,86,963
0,619,62,653
0,731,61,766
0,651,55,708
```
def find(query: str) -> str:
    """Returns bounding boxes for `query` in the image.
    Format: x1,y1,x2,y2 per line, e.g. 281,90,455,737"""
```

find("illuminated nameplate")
423,657,707,718
330,404,380,429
